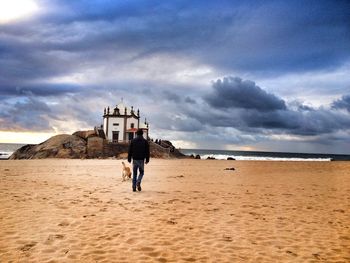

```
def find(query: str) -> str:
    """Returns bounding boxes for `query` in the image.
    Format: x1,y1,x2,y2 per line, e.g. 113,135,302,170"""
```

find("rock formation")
87,137,104,158
9,134,87,159
72,130,97,140
195,154,201,159
10,131,185,160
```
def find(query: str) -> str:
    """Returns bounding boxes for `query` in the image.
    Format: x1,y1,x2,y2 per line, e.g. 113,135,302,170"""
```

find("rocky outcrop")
10,134,87,159
87,137,104,158
159,140,172,148
10,131,185,159
150,141,185,158
103,143,129,158
9,144,36,160
73,130,97,140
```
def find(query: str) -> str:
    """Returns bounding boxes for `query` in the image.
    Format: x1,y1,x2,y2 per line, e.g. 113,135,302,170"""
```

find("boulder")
87,137,104,158
195,154,201,159
10,134,87,159
149,141,185,159
9,144,36,159
160,140,173,148
150,142,169,158
72,130,97,140
227,157,236,160
103,143,128,158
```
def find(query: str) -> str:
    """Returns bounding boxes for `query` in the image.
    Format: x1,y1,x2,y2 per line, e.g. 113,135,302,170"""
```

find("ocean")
179,149,350,161
0,143,26,160
1,143,350,161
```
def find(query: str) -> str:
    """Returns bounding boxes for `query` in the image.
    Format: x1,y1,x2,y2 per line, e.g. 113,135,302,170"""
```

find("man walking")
128,129,150,192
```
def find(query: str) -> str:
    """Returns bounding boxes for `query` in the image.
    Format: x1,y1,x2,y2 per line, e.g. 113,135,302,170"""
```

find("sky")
0,0,349,154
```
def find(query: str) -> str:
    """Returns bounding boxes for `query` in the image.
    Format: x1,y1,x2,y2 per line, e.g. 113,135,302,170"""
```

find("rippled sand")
0,159,349,262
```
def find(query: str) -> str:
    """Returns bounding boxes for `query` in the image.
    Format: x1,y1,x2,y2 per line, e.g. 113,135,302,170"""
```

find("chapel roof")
104,101,138,117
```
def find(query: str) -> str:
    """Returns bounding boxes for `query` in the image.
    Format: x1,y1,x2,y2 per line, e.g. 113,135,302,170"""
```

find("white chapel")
103,102,149,143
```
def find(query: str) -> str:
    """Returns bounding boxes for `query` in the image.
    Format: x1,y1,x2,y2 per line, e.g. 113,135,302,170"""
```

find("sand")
0,159,349,262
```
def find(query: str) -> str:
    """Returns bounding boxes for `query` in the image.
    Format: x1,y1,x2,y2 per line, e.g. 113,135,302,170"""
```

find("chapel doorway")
112,131,119,143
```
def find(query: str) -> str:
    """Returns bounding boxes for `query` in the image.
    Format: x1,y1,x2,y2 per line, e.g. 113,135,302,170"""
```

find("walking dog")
121,161,132,181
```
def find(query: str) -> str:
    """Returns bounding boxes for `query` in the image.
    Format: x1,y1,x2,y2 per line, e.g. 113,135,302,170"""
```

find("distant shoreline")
1,143,350,161
180,148,350,161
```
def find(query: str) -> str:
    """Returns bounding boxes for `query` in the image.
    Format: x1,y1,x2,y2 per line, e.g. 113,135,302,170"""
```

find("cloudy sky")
0,0,349,154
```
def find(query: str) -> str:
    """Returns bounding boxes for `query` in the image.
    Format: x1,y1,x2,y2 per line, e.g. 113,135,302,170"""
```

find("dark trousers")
132,160,144,189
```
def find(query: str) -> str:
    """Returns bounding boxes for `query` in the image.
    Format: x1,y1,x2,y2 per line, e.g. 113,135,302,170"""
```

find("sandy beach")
0,159,349,262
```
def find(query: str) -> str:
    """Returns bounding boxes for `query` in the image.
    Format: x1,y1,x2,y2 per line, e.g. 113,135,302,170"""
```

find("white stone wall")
108,117,125,141
103,117,124,142
126,117,139,130
103,118,108,137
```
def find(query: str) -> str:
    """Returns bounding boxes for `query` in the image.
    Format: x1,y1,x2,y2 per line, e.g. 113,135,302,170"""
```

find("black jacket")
128,135,150,163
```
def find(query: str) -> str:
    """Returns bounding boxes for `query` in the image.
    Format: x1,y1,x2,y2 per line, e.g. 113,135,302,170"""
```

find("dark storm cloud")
200,0,350,73
0,32,83,82
297,104,315,112
161,91,198,105
0,0,348,103
185,97,196,104
173,77,350,137
162,90,181,103
1,0,349,93
242,108,350,136
170,117,203,132
0,83,82,96
0,92,100,131
205,77,286,111
0,96,56,131
332,95,350,112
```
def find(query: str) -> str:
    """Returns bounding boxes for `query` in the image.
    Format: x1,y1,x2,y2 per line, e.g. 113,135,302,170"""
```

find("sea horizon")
179,148,350,161
1,142,350,161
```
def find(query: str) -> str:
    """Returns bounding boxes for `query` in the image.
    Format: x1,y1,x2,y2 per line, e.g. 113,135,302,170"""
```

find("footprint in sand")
19,241,37,252
183,257,196,262
99,207,108,212
333,209,345,213
312,253,322,260
167,199,179,204
286,250,298,257
222,235,233,242
58,221,70,227
83,214,96,218
45,234,65,245
166,219,177,225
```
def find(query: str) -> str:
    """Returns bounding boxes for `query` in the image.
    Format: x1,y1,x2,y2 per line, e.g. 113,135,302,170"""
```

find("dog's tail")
122,161,126,168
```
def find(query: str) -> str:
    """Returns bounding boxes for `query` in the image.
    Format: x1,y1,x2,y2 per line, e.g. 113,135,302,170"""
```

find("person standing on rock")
128,129,150,192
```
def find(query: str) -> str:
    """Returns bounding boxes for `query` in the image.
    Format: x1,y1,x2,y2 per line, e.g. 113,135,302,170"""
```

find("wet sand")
0,159,349,262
